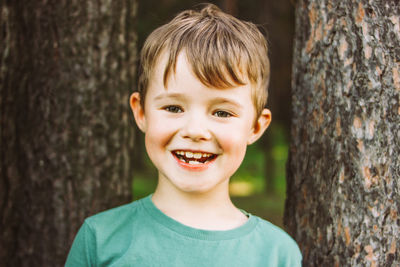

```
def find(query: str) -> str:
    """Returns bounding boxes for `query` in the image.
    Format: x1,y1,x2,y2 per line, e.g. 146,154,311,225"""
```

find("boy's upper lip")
170,148,220,155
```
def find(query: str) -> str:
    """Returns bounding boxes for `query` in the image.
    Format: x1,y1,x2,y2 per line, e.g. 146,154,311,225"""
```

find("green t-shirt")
65,195,302,266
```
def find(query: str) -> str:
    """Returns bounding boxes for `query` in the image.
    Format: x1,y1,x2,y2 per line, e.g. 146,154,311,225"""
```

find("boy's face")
131,52,271,195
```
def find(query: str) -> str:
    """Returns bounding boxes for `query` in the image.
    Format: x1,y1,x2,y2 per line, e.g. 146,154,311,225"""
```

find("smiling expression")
131,51,271,195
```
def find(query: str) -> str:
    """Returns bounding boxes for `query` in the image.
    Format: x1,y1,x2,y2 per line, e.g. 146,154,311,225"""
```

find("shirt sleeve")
280,240,303,267
65,221,96,267
283,250,302,267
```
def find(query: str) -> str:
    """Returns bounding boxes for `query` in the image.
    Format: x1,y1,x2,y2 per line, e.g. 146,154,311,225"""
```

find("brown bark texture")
285,0,399,266
0,0,137,266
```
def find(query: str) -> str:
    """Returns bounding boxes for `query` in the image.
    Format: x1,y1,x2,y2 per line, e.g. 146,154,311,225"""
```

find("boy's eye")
164,105,183,113
213,110,232,118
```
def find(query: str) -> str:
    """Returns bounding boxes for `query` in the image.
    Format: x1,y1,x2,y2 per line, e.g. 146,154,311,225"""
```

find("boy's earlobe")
130,92,146,132
247,109,272,145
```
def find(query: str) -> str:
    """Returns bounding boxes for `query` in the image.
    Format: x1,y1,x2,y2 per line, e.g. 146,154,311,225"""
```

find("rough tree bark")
0,1,137,266
285,0,399,266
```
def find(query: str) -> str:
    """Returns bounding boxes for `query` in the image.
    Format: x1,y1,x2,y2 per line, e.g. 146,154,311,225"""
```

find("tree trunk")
0,1,137,266
285,0,399,266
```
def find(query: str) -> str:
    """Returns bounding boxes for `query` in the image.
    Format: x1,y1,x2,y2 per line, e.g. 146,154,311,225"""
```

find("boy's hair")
138,4,270,117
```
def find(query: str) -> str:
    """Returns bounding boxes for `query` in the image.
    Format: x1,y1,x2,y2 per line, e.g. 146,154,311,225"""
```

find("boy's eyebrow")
153,94,244,109
153,93,185,101
210,97,243,109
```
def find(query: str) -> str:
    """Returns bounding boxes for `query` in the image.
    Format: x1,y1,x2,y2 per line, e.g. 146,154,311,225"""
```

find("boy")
66,4,302,266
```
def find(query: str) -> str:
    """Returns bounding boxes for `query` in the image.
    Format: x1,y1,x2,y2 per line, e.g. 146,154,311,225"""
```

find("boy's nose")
180,115,212,142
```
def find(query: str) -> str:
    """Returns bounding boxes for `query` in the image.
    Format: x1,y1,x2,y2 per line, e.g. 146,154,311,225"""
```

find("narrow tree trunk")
0,1,137,266
285,0,399,266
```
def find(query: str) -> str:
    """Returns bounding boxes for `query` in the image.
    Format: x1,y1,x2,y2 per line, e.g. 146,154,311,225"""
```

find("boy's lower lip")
171,152,217,171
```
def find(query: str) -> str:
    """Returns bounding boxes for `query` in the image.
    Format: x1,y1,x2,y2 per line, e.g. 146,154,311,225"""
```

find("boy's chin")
171,180,229,196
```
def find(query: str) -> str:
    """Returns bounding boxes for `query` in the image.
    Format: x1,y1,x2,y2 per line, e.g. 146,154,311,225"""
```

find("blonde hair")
138,4,270,117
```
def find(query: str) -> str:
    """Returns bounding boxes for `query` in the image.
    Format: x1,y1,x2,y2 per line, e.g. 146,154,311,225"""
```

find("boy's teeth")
174,151,215,164
175,151,212,157
193,153,202,159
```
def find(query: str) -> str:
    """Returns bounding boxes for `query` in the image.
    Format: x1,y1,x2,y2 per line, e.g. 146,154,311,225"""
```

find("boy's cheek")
145,123,175,148
218,135,248,158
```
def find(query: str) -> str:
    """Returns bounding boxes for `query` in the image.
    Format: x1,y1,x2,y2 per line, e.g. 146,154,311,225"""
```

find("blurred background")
131,0,295,227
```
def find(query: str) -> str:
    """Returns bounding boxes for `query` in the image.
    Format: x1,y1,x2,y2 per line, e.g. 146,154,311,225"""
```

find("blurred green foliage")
230,123,288,196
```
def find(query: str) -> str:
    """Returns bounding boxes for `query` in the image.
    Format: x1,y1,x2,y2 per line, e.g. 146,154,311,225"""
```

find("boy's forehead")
148,52,253,108
151,50,251,91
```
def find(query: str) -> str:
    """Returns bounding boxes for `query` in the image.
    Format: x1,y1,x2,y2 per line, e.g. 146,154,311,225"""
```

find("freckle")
353,117,362,128
344,227,351,246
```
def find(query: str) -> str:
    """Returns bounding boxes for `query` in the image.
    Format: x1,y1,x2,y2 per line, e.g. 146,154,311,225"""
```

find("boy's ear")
247,108,272,145
130,92,146,132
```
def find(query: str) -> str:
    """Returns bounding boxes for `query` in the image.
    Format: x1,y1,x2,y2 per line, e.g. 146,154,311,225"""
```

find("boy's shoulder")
251,215,300,249
84,196,147,231
248,215,302,264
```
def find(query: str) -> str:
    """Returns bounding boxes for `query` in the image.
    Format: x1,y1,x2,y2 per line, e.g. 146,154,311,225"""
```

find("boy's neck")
151,182,248,231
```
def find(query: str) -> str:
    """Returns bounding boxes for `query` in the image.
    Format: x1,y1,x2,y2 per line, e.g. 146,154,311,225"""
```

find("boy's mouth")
172,150,217,165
